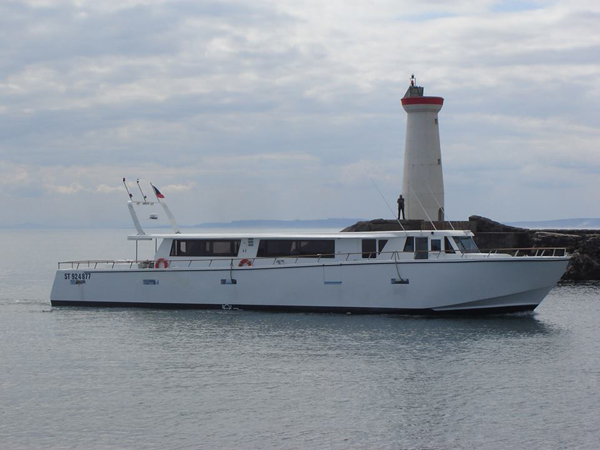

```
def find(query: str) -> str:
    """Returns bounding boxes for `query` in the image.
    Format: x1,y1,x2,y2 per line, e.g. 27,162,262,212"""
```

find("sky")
1,0,599,228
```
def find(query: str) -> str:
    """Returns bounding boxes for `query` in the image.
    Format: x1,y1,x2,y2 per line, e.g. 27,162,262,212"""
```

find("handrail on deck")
57,247,568,270
480,247,568,258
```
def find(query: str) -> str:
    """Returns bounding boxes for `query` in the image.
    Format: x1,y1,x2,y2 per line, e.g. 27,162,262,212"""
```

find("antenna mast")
123,177,144,235
123,178,134,200
409,187,437,231
426,183,454,230
136,179,148,203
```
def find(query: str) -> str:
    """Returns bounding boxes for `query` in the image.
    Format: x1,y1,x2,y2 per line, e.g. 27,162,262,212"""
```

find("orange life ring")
238,258,252,267
155,258,169,269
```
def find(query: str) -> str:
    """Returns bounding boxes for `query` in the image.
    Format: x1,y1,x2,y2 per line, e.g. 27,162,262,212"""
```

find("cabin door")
415,237,428,260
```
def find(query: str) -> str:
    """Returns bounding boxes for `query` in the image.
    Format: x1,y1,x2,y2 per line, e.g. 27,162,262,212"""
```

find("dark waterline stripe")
50,300,537,316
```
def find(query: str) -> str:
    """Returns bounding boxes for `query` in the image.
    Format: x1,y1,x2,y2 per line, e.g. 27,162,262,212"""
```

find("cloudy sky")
1,0,599,228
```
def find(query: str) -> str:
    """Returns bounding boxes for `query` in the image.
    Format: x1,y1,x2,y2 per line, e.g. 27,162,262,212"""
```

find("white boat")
50,191,569,314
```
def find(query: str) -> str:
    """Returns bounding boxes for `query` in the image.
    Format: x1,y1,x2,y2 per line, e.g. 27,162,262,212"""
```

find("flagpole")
150,183,181,234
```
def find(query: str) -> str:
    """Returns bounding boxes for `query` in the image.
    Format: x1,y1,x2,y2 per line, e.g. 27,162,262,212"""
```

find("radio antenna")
409,187,437,231
425,182,454,230
122,178,134,200
369,177,406,232
136,179,148,203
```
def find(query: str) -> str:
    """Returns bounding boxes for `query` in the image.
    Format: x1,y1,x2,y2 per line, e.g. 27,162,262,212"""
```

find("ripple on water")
0,230,599,449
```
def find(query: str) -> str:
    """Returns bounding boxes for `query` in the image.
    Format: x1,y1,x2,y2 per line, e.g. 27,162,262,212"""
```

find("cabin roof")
127,230,474,241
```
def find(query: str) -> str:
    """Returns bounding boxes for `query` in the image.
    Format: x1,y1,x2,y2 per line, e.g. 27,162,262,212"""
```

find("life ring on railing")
155,258,169,269
238,258,253,267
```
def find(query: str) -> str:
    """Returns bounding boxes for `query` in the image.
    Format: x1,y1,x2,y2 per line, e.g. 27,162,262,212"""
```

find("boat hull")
50,257,569,315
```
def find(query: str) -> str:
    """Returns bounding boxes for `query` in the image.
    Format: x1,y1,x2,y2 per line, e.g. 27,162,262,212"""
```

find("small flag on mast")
151,184,165,199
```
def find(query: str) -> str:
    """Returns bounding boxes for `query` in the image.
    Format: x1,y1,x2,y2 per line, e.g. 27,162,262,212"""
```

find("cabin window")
452,236,479,253
170,239,241,257
362,239,376,259
431,239,441,252
415,237,429,260
362,239,388,259
403,237,414,252
444,237,455,254
257,240,334,258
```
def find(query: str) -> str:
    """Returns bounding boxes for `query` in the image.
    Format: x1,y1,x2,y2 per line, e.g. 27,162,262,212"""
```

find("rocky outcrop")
529,231,582,249
531,232,600,281
341,219,472,232
468,215,526,233
342,215,600,280
341,219,408,232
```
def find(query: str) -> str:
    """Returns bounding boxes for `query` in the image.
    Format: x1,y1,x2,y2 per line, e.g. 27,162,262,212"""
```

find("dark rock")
566,251,600,281
530,231,582,251
533,233,600,280
341,219,422,232
473,232,529,252
468,215,527,233
579,235,600,255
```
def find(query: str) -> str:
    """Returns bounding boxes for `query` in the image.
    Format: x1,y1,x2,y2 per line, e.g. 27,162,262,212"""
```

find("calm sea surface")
1,229,599,449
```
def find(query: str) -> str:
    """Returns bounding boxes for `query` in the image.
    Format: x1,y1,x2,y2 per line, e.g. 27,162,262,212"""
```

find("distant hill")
6,217,599,231
0,218,366,230
507,218,600,229
192,218,366,229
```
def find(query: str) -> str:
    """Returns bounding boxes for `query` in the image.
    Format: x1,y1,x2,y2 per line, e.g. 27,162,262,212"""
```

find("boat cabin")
122,194,480,269
126,230,480,269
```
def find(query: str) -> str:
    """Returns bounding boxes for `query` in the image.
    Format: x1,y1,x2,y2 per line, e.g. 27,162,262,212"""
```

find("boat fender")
155,258,169,269
238,259,253,267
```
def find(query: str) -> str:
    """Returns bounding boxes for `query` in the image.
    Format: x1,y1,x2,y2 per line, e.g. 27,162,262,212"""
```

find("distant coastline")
0,218,367,230
191,218,366,229
3,217,599,230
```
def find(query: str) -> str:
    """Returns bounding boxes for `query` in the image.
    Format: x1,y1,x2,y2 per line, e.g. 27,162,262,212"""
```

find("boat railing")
478,247,568,258
57,247,568,270
58,260,140,270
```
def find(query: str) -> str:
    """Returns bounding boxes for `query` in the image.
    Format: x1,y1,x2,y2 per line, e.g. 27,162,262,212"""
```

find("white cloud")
162,181,196,192
95,184,124,194
0,0,599,226
0,162,30,187
45,182,85,194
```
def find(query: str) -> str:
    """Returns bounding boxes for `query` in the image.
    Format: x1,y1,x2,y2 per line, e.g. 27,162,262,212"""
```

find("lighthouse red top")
401,74,444,106
401,96,444,106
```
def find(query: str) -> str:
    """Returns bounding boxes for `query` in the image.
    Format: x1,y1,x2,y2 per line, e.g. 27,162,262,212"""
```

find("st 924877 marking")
64,272,91,281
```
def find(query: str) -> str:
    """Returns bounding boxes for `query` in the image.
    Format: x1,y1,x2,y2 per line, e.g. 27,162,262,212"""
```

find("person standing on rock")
397,195,405,220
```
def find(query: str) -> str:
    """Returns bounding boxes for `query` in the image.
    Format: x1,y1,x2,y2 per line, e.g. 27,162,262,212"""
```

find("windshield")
452,236,479,253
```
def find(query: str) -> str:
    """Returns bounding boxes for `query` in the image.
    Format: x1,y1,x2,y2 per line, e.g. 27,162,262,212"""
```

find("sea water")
1,229,599,449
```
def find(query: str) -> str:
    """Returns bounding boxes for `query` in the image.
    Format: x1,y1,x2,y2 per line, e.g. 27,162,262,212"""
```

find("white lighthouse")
401,75,445,221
